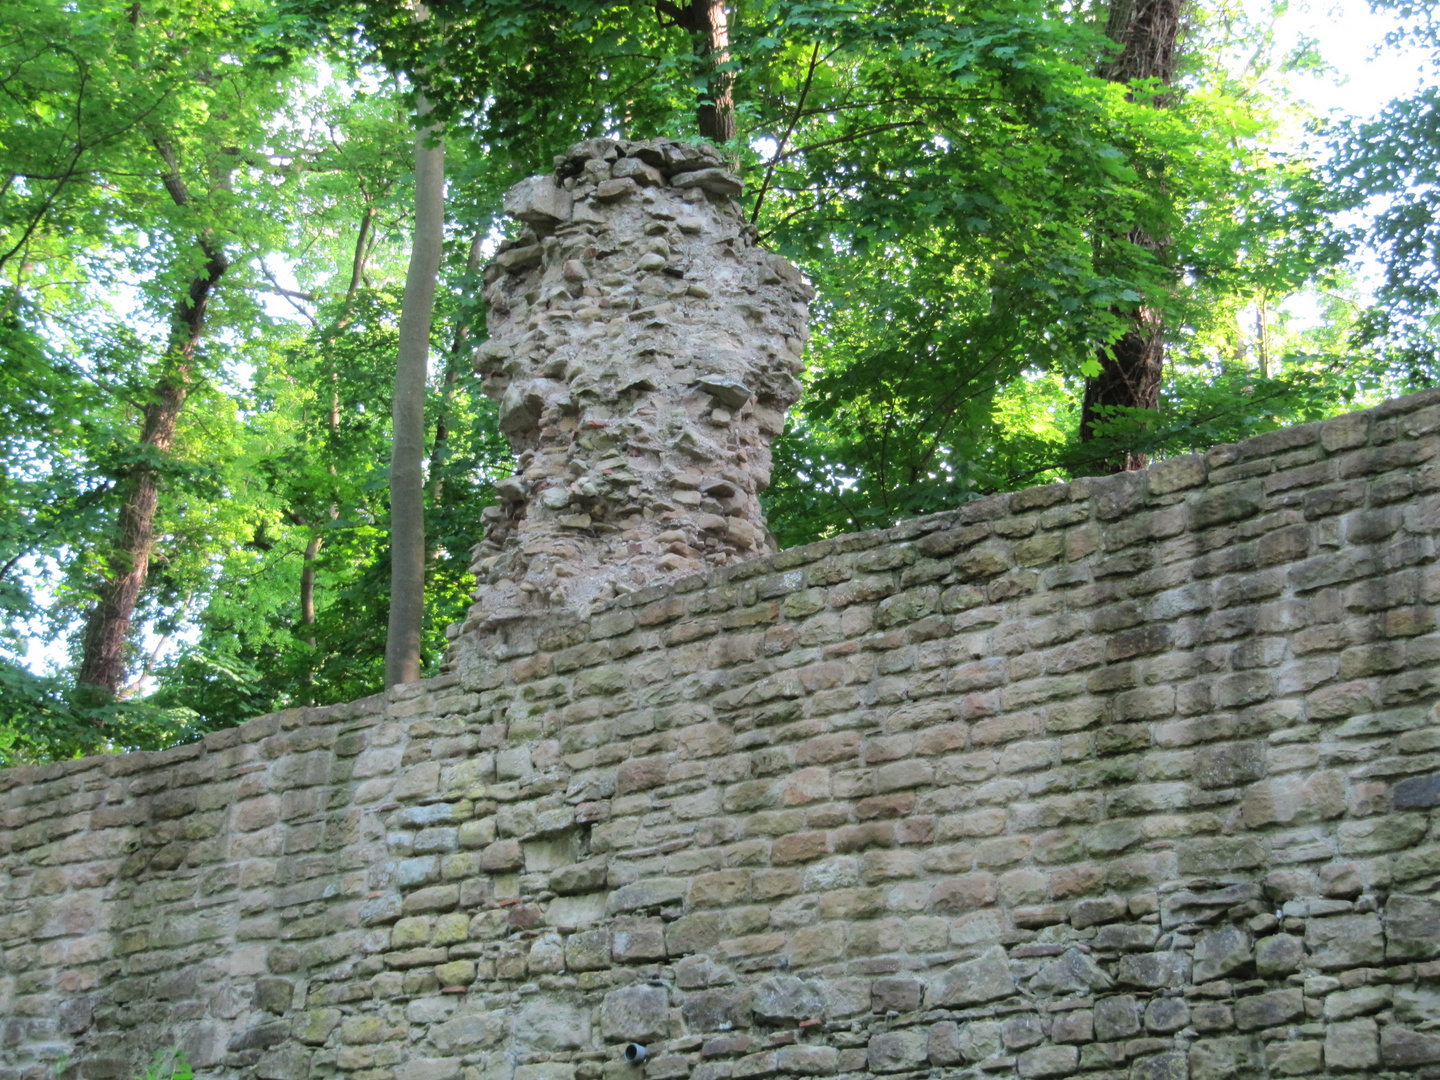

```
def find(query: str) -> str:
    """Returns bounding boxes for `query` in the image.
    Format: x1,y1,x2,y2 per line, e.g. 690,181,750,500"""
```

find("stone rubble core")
456,137,812,639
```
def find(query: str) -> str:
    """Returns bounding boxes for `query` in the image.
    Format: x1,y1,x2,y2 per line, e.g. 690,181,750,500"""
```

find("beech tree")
0,0,1426,761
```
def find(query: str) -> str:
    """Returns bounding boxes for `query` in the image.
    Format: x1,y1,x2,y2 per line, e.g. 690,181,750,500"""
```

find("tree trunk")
1078,303,1164,473
1079,0,1183,472
384,99,444,688
659,0,737,143
76,138,228,699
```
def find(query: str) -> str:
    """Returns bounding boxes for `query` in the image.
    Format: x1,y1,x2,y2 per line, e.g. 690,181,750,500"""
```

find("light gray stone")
928,946,1017,1006
601,984,669,1043
752,976,823,1022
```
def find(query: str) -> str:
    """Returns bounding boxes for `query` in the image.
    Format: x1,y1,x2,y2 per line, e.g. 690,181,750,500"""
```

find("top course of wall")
6,389,1440,1080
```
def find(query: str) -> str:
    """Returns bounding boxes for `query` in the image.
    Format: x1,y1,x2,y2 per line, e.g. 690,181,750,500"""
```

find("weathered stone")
1234,989,1303,1031
753,976,823,1022
253,978,294,1015
1016,1045,1077,1078
1191,925,1253,982
1326,1017,1379,1070
1394,772,1440,807
1303,912,1384,969
683,987,753,1033
670,167,744,196
1382,1025,1440,1067
1094,996,1142,1041
513,997,591,1051
774,1045,837,1075
1386,893,1440,959
601,984,670,1043
503,175,573,228
866,1030,927,1073
1324,985,1390,1019
1028,947,1114,995
1130,1052,1188,1080
1254,933,1304,976
1190,1036,1262,1080
1116,951,1188,990
927,946,1017,1006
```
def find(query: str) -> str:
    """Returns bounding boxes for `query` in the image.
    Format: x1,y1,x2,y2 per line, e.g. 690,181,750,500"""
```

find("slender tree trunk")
428,231,484,509
659,0,737,143
76,138,228,699
1079,0,1183,472
385,99,444,688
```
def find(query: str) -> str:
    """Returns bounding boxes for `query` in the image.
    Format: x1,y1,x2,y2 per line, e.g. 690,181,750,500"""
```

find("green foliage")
2,0,1436,759
135,1048,193,1080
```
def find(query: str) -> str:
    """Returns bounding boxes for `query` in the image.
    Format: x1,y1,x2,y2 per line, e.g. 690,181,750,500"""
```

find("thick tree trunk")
76,138,228,699
1079,305,1165,473
659,0,737,143
1080,0,1183,472
385,100,444,688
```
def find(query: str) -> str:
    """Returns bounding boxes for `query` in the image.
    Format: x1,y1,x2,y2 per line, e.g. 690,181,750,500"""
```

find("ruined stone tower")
456,138,812,636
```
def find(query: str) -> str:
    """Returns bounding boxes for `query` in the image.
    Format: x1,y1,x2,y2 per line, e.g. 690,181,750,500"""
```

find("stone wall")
7,389,1440,1080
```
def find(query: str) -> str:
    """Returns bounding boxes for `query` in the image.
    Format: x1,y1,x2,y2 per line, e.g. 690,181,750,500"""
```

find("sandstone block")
1192,925,1253,982
1255,932,1303,976
1386,893,1440,958
601,984,669,1043
1235,988,1303,1031
1326,1017,1379,1070
927,946,1016,1006
753,976,823,1022
774,1045,838,1075
1304,912,1384,969
1017,1045,1077,1079
1382,1025,1440,1067
1095,995,1142,1041
1189,1036,1261,1080
866,1030,928,1073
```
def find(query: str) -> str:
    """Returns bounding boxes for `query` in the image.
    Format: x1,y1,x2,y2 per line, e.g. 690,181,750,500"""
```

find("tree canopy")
0,0,1434,762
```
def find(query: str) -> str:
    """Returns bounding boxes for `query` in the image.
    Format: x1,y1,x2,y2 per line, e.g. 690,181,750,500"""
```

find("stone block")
927,946,1017,1006
601,984,669,1043
1394,772,1440,807
1304,912,1384,968
1095,996,1142,1041
1116,951,1188,990
1189,1036,1261,1080
752,976,823,1022
503,175,573,227
254,978,294,1014
1386,893,1440,958
1192,925,1253,982
1265,1040,1321,1076
1130,1052,1188,1080
612,917,666,962
1382,1025,1440,1067
1235,989,1303,1031
1019,1046,1079,1079
1326,1017,1379,1070
774,1045,837,1075
1255,932,1304,976
292,1008,341,1046
866,1030,928,1073
683,987,753,1033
